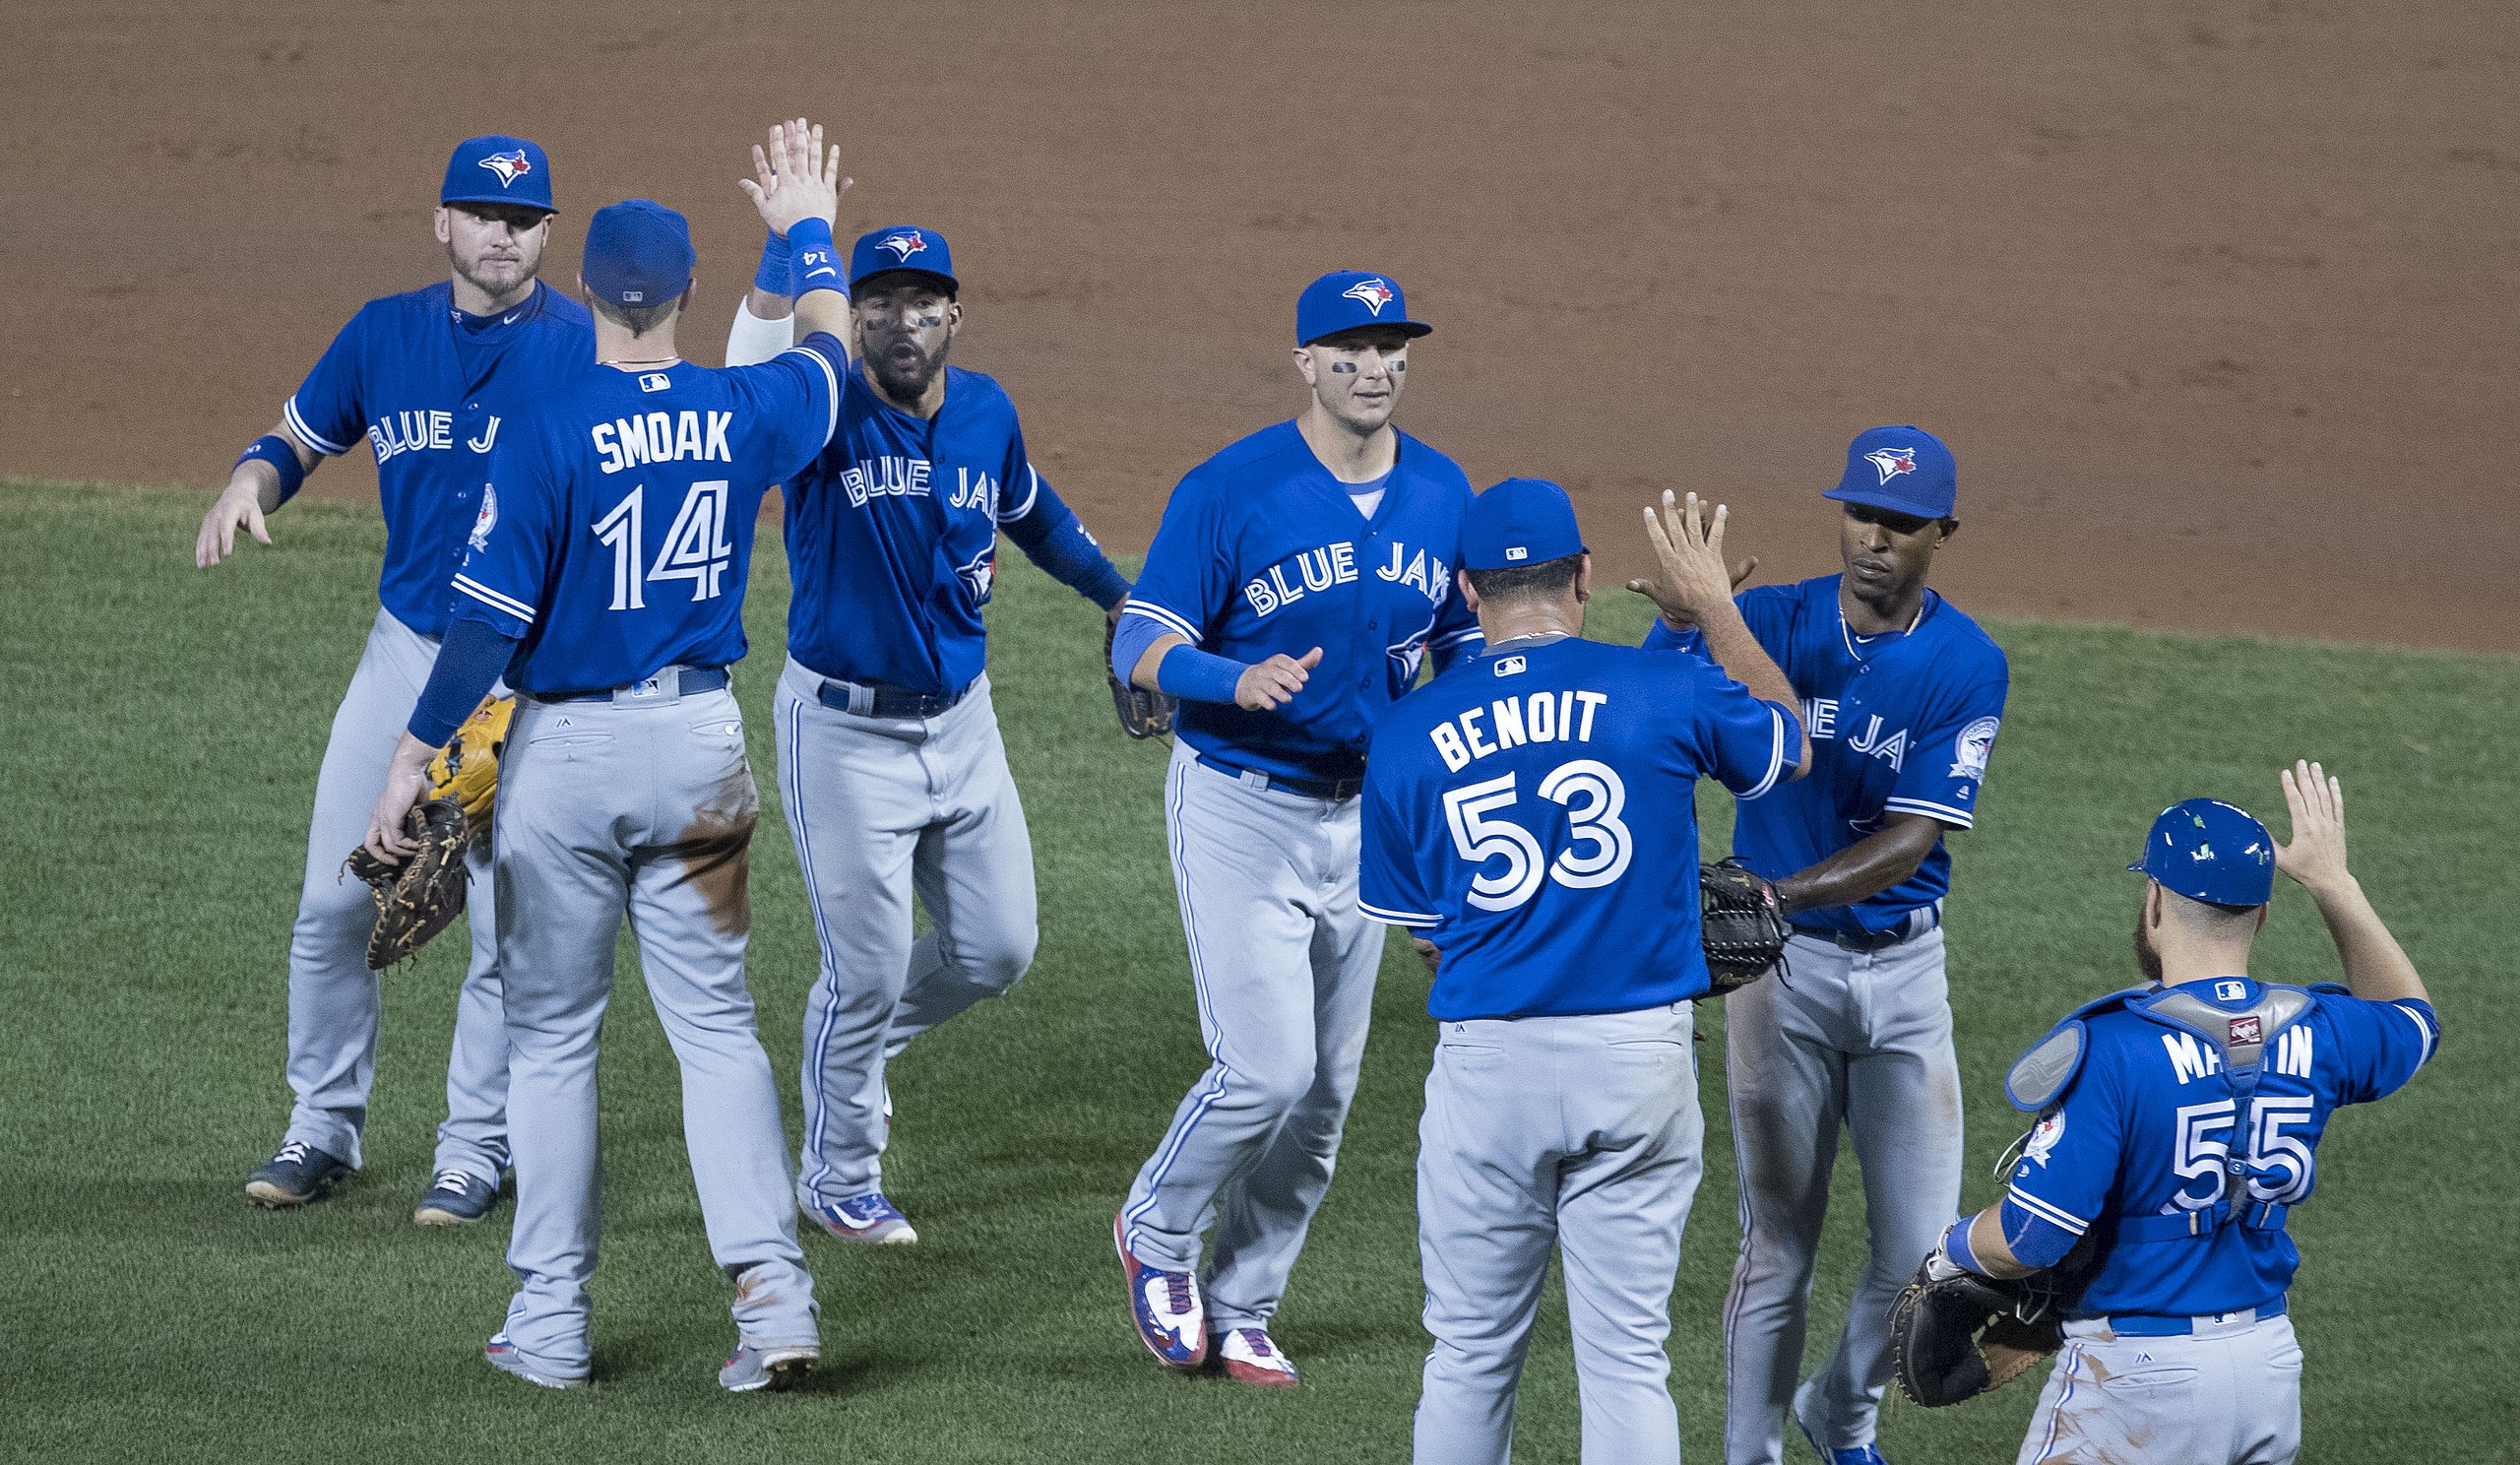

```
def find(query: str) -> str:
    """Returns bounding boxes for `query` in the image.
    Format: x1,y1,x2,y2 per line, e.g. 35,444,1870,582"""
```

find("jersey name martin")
592,411,737,475
1426,689,1609,772
1242,539,1452,619
2161,1025,2316,1085
369,408,502,465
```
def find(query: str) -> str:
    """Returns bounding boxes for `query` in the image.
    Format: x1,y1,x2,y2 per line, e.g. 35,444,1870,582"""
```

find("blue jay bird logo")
1862,446,1918,484
1342,279,1396,315
955,547,996,605
878,230,928,262
475,150,533,187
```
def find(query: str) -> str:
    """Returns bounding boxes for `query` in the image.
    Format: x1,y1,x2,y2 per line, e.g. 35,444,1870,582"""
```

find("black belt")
542,666,729,704
1790,905,1939,954
816,674,976,721
1195,752,1364,801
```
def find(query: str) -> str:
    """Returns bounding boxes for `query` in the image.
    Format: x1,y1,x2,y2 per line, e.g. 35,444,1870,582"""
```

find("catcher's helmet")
2130,797,2275,907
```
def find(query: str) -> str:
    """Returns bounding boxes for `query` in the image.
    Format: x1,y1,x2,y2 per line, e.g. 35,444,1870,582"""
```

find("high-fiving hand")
1630,490,1750,625
2273,759,2350,896
738,118,850,242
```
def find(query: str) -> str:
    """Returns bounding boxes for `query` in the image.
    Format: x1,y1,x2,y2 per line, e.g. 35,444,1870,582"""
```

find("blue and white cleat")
804,1191,917,1245
413,1169,501,1226
1796,1413,1889,1465
484,1332,588,1390
1114,1212,1208,1369
720,1342,819,1393
245,1140,350,1209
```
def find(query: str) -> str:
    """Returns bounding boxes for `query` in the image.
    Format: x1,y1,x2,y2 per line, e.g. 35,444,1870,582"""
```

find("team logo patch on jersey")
476,150,534,187
878,229,928,261
1342,278,1396,314
955,546,996,605
1863,446,1918,483
1493,656,1527,677
2024,1110,2065,1166
468,483,498,552
2229,1015,2264,1046
1949,716,1999,780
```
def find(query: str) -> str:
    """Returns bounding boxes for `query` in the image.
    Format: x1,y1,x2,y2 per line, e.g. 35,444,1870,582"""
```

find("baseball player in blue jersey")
1922,768,2436,1463
194,135,592,1224
1107,270,1482,1385
1361,478,1809,1465
360,142,851,1389
1639,425,2009,1464
724,180,1132,1249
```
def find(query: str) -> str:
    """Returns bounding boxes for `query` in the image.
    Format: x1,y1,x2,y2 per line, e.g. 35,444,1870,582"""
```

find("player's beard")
862,328,950,402
2132,907,2165,985
447,235,541,305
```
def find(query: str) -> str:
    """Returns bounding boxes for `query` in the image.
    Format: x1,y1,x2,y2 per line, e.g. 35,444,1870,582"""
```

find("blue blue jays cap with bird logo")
2131,797,2277,907
850,225,958,294
1465,478,1588,572
1297,270,1434,347
1824,424,1958,520
441,135,555,214
581,199,696,309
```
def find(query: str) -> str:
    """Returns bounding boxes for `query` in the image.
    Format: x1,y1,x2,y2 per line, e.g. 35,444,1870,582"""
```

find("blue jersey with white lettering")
448,339,844,693
1646,574,2008,936
284,281,594,636
782,364,1112,695
2000,979,2438,1319
1360,636,1796,1019
1125,421,1482,784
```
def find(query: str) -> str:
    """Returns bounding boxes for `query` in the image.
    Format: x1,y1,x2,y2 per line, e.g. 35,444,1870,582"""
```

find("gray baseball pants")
1414,1002,1706,1465
491,680,815,1376
2018,1313,2302,1463
284,607,507,1178
1722,924,1962,1464
1120,740,1386,1330
775,659,1040,1208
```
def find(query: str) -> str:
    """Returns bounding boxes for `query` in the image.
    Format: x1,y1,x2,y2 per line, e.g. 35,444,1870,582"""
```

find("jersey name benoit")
1240,538,1454,621
1423,686,1608,771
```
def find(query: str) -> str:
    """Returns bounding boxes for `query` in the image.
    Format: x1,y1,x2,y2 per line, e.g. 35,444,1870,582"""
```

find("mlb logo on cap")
1465,478,1587,572
581,198,697,310
1825,425,1957,519
441,134,556,214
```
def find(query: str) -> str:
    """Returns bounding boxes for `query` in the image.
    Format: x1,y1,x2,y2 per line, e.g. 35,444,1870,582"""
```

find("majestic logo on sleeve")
1341,279,1397,314
1950,716,1999,780
878,230,928,261
1864,446,1919,483
476,150,534,187
468,483,498,552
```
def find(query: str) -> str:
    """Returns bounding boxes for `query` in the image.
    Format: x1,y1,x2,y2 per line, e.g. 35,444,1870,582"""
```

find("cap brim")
850,267,959,294
1823,483,1946,517
1302,319,1434,346
442,195,555,215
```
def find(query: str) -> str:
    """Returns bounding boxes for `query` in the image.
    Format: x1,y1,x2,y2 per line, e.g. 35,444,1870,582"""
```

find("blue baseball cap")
2130,797,2277,907
850,225,958,293
1296,270,1433,347
1824,425,1958,519
1466,478,1588,572
441,135,555,214
582,200,696,308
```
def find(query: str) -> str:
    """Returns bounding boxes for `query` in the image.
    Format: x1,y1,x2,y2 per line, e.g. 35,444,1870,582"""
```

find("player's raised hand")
738,118,850,239
1631,490,1750,625
2274,759,2351,895
195,478,275,566
1236,647,1321,711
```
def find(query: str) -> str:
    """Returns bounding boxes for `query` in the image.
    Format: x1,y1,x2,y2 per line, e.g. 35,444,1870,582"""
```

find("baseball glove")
1104,616,1178,740
1889,1252,2062,1408
428,695,514,824
1699,857,1789,993
343,797,472,971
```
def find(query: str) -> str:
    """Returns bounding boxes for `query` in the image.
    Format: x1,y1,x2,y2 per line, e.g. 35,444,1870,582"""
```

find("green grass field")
3,480,2512,1462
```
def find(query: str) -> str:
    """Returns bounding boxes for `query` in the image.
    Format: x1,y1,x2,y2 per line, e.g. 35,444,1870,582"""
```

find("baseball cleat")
413,1168,501,1226
1796,1413,1889,1465
1114,1211,1208,1369
483,1332,588,1390
246,1140,350,1208
804,1191,917,1244
720,1342,819,1393
1213,1326,1298,1387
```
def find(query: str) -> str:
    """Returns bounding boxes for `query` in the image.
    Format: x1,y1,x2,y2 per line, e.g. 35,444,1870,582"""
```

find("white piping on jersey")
993,466,1042,526
2006,1182,2090,1235
451,574,536,623
1358,899,1439,928
1884,795,1976,828
2395,1002,2438,1066
779,343,845,451
1738,704,1792,800
1121,600,1202,644
284,398,352,458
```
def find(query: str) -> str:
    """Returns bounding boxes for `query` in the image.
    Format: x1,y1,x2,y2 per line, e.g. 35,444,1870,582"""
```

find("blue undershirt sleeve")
1109,611,1169,682
1000,469,1129,610
407,615,520,747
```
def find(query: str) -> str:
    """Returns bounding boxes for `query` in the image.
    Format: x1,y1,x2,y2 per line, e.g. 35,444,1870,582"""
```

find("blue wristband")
787,218,843,296
1156,643,1249,705
235,434,309,506
1942,1218,1984,1275
752,229,793,294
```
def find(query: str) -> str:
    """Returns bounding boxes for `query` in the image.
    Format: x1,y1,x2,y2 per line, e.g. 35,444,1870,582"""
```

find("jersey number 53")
594,480,734,609
1440,760,1634,912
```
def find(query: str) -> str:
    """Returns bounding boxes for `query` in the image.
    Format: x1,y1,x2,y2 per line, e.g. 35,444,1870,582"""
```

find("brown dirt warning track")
3,2,2512,651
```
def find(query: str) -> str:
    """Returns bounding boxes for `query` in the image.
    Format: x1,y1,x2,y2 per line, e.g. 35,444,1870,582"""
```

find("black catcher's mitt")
1105,615,1178,740
1699,857,1788,993
342,797,472,971
1889,1251,2063,1408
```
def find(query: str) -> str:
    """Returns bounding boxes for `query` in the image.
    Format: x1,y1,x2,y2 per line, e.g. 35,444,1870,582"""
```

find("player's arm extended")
1641,491,1811,777
732,120,850,363
1116,621,1318,713
195,419,325,566
2274,760,2427,1004
1771,813,1947,915
364,615,518,860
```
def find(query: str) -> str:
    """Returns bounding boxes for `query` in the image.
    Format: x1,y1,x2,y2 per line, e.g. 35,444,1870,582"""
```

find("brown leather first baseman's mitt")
1699,857,1789,993
343,797,472,971
1105,615,1178,740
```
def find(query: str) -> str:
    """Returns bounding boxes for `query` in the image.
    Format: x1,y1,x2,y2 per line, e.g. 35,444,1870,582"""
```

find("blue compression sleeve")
1002,473,1128,609
1110,612,1169,681
753,229,793,295
787,218,843,295
1941,1218,1984,1275
235,434,310,506
1156,643,1248,704
408,615,518,747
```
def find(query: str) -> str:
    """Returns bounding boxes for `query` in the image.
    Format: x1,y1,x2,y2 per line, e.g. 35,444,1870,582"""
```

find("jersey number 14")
594,480,734,609
1441,760,1634,912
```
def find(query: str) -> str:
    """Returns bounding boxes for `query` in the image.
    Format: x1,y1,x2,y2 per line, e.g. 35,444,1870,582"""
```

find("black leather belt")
816,674,976,721
1195,752,1364,801
542,666,729,704
1791,905,1939,954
